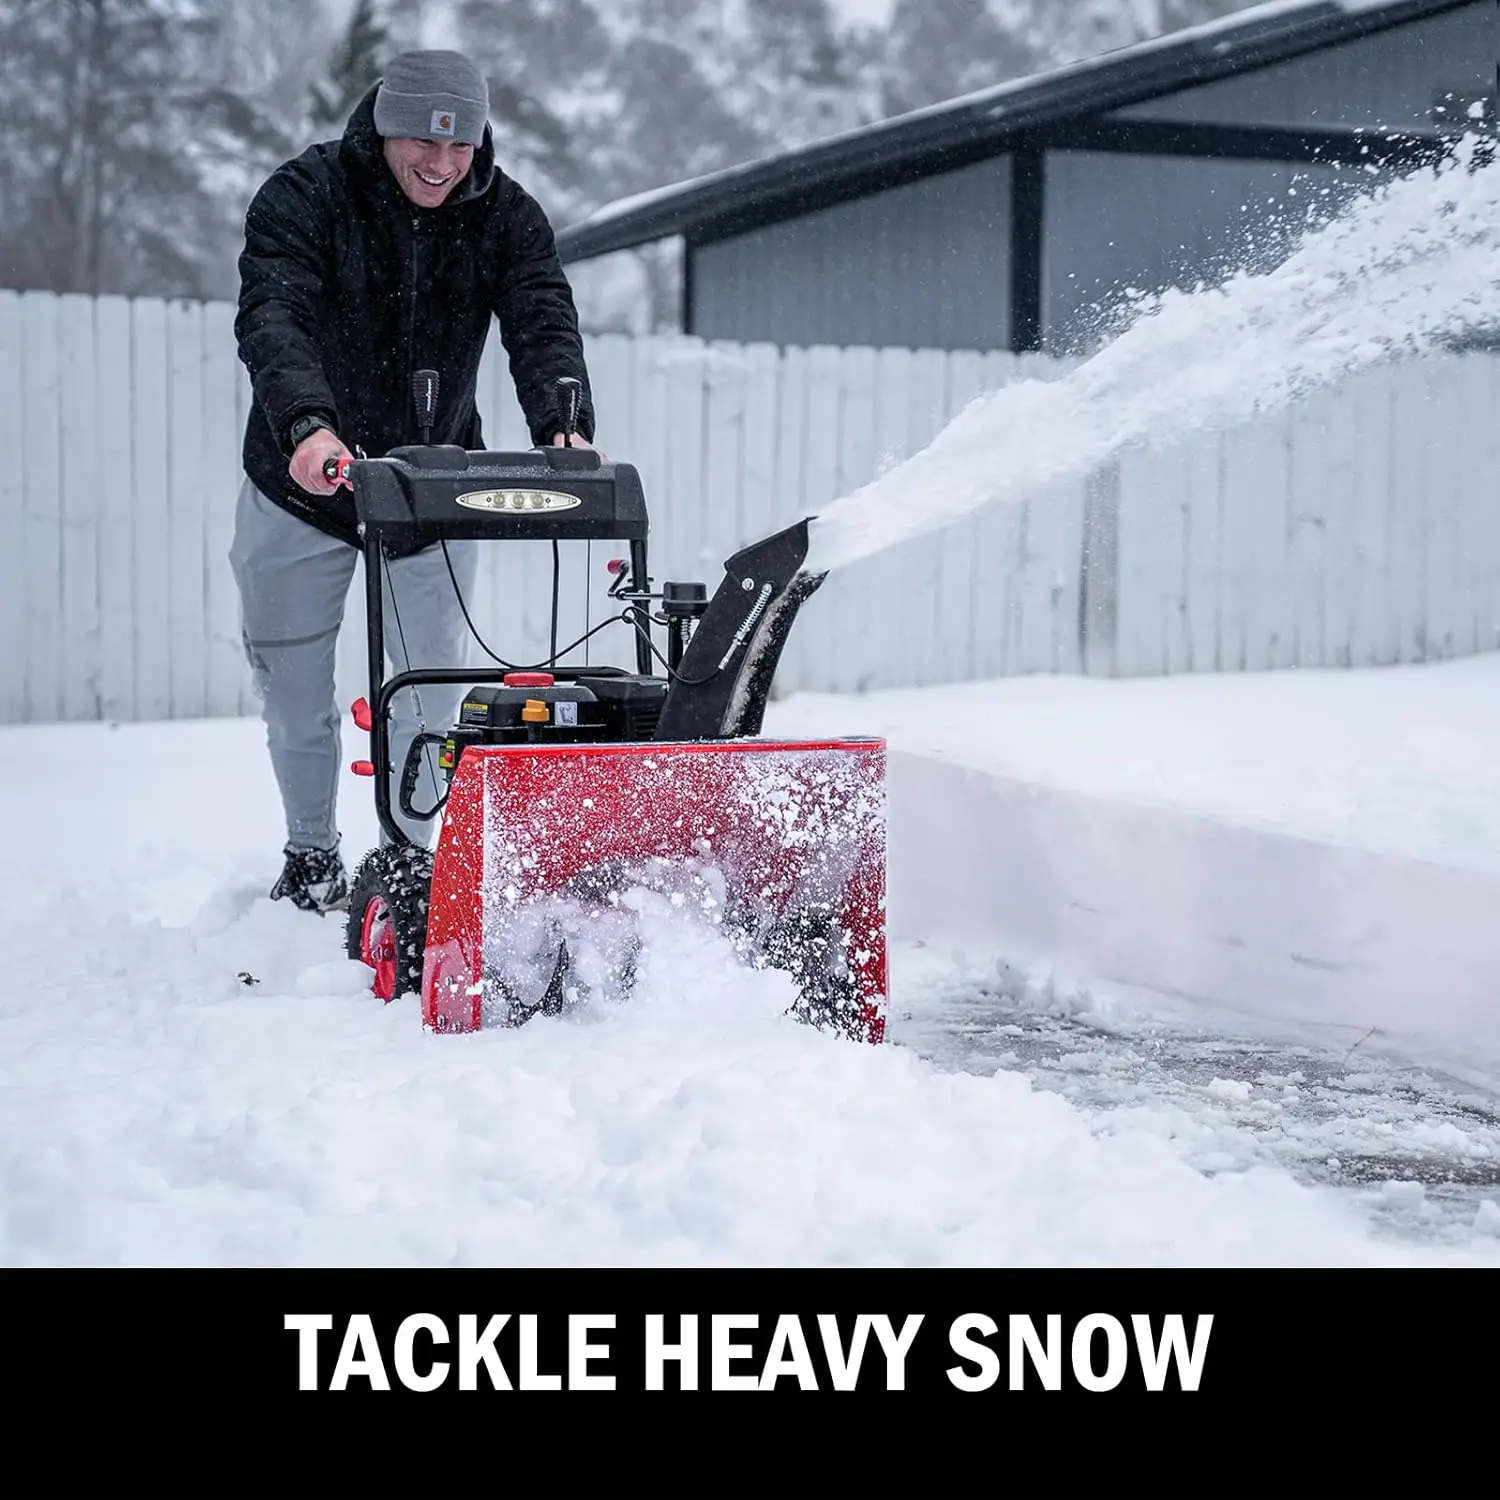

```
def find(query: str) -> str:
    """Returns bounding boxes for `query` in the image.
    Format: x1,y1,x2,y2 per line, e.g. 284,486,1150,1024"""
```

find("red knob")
351,760,375,777
351,697,373,731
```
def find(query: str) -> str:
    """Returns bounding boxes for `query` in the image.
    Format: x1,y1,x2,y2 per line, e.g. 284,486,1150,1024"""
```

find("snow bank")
770,654,1500,1074
884,750,1500,1073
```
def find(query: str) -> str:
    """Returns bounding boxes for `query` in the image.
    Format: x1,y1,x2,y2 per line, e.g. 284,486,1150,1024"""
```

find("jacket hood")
339,83,497,208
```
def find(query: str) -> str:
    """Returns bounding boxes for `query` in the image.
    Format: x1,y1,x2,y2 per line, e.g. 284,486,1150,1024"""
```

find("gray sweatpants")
229,477,478,851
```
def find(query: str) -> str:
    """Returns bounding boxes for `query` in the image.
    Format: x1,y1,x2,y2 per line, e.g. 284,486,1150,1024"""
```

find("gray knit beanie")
374,50,489,147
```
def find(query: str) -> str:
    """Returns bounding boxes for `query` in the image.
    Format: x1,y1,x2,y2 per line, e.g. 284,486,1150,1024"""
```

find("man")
231,49,594,913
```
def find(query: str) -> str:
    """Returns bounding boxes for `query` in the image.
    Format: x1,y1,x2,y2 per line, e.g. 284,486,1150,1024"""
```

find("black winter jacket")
235,85,594,547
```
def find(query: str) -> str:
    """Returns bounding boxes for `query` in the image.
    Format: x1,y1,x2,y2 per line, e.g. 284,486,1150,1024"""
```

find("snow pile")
768,654,1500,875
769,659,1500,1086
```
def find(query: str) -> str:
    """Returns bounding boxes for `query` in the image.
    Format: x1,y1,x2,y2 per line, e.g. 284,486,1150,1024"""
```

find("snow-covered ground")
5,656,1498,1267
7,131,1497,1270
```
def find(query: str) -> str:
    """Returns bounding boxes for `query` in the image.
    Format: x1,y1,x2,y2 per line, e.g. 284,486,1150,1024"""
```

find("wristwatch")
288,414,335,448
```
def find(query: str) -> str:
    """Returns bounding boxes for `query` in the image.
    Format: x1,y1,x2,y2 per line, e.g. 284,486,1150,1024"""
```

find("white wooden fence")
1,288,1497,725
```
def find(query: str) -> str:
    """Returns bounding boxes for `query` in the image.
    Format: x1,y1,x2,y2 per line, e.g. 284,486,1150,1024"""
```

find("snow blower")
338,373,885,1042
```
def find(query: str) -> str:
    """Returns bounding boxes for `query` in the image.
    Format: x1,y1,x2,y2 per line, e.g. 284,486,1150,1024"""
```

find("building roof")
555,0,1473,262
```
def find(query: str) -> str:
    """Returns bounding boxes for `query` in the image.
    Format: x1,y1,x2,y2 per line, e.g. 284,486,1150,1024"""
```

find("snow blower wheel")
346,846,433,1002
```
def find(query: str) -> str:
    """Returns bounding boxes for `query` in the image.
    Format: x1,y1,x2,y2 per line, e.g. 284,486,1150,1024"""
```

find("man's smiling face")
382,136,475,208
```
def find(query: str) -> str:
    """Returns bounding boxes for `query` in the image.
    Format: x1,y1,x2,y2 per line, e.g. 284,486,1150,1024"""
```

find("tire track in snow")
890,942,1500,1247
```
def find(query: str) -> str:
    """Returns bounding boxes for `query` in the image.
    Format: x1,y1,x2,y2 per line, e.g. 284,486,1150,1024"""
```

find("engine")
437,669,669,775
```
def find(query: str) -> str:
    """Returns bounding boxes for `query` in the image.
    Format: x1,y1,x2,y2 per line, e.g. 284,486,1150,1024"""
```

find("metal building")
556,0,1497,354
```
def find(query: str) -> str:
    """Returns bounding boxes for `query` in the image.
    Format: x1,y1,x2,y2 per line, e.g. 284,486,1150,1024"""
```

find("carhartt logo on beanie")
374,50,489,147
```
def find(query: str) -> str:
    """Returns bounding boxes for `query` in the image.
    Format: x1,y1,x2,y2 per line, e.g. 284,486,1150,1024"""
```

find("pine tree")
0,0,308,299
308,0,390,134
879,0,1043,116
450,0,614,211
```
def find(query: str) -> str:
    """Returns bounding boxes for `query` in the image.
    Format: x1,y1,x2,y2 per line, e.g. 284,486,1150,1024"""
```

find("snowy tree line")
0,0,1258,326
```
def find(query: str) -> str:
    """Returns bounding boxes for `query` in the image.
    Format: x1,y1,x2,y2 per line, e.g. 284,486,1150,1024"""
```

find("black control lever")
413,369,439,446
556,376,582,443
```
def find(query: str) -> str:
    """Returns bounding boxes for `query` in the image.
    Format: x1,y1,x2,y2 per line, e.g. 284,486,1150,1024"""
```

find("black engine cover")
454,673,668,747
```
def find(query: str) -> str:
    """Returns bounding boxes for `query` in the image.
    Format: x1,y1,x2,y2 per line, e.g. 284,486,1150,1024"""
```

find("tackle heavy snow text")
284,1309,1213,1393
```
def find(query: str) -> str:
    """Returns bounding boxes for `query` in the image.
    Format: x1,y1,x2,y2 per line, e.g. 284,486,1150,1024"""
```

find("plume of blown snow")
806,139,1500,574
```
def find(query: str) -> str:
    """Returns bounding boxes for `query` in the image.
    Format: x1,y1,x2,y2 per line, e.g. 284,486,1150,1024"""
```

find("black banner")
7,1269,1490,1496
